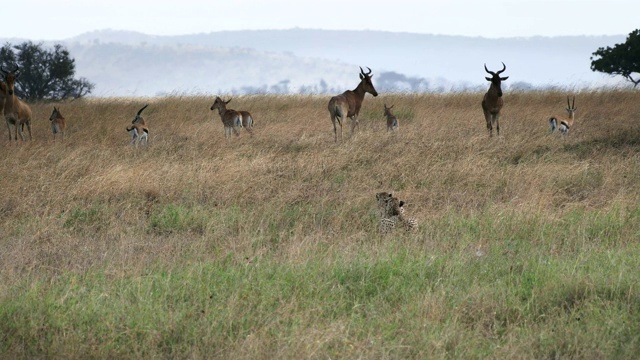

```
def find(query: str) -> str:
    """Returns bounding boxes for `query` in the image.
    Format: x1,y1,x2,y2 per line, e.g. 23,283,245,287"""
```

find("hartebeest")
549,96,577,136
210,96,242,138
327,66,379,142
1,65,33,142
481,62,509,137
383,104,399,132
126,104,149,146
49,107,67,142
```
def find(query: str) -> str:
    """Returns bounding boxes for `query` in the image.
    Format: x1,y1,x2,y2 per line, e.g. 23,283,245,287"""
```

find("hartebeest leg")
26,122,32,140
5,121,12,141
484,112,493,137
350,116,358,137
15,121,21,141
495,114,500,136
332,121,338,142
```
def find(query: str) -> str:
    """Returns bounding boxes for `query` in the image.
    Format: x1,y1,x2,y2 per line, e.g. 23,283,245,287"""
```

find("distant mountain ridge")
0,29,628,97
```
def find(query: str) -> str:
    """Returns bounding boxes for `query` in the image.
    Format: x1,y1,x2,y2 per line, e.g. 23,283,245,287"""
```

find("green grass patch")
2,245,640,358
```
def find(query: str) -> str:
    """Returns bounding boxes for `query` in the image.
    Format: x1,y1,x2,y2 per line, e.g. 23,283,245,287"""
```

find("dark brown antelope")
1,65,33,142
383,104,399,132
49,107,67,142
549,96,576,136
126,104,149,146
210,96,242,138
481,62,509,137
327,66,379,142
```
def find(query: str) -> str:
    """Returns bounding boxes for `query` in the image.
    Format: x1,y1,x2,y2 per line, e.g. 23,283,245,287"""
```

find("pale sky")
6,0,639,40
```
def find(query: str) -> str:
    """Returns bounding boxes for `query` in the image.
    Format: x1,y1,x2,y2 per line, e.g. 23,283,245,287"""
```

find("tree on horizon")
0,41,94,101
590,29,640,88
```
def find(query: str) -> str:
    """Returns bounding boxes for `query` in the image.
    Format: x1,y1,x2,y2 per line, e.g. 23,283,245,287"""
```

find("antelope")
549,96,576,136
49,107,67,142
210,96,242,138
481,62,509,137
126,104,149,145
327,66,379,142
220,98,254,135
383,104,399,132
1,65,33,142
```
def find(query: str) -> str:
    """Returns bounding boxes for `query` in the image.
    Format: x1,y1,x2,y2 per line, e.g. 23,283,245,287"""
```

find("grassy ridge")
1,91,640,358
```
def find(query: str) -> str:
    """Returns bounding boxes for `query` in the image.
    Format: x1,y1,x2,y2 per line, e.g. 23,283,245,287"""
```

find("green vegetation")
1,92,640,358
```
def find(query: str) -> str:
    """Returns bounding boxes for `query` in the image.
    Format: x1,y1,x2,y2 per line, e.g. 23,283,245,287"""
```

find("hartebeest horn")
496,62,506,75
360,66,372,76
225,98,232,104
2,64,20,76
137,104,148,116
484,64,495,76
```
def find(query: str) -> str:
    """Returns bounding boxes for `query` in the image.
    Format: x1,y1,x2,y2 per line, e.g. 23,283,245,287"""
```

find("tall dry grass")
1,90,640,358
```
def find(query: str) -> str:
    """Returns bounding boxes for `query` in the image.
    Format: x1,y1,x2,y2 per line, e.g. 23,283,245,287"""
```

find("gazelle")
1,65,33,142
383,104,399,132
481,62,509,137
49,107,67,142
327,66,379,142
549,96,576,136
210,96,242,138
126,104,149,145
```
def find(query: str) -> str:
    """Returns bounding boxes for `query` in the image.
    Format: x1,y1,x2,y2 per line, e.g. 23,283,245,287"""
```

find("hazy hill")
1,29,628,96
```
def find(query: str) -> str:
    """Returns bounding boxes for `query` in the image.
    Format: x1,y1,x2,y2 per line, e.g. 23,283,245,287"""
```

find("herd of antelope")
0,63,578,144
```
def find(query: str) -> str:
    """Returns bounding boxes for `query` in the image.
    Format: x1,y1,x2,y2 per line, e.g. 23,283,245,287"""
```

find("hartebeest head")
358,66,378,97
0,65,20,96
484,62,509,97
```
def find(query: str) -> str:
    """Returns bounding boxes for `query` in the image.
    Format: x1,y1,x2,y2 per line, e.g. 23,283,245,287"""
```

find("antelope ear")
500,76,509,81
485,77,492,81
359,73,364,80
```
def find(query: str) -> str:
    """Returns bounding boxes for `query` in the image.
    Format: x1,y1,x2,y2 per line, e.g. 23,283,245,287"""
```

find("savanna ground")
1,90,640,358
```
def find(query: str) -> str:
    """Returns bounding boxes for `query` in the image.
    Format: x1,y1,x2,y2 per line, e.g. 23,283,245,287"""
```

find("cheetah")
375,192,418,233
